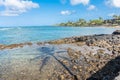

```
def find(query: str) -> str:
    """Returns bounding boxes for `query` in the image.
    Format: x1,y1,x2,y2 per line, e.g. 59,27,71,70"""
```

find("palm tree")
113,15,118,19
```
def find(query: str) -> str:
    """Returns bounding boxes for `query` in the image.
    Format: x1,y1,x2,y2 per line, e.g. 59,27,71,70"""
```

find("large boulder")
112,30,120,35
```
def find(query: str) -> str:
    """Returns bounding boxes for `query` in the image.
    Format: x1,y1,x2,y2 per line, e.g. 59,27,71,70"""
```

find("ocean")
0,26,120,80
0,26,118,44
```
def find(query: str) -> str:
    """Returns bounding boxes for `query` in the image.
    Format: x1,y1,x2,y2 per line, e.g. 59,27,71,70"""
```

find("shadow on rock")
37,46,55,72
87,56,120,80
37,46,78,80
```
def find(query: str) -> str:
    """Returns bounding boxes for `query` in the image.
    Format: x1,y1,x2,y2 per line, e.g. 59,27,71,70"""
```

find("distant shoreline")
57,16,120,27
54,25,120,28
0,30,120,50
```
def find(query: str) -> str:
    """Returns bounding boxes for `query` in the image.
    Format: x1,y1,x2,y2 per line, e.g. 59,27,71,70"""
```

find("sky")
0,0,120,26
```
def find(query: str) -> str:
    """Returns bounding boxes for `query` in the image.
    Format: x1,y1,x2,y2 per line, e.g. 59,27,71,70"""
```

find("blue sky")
0,0,120,26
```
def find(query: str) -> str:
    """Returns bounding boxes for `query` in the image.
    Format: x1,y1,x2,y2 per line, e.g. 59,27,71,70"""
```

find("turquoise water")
0,26,119,79
0,26,119,44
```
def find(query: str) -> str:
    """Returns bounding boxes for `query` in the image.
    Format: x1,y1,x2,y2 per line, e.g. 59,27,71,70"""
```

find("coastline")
0,26,120,50
1,1,120,79
0,29,120,50
0,30,120,80
54,25,120,28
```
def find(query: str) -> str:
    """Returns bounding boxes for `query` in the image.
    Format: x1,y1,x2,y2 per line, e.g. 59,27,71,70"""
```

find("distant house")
104,18,120,25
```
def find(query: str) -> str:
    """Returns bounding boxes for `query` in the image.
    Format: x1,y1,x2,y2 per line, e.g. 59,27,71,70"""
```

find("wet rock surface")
113,30,120,35
0,30,120,80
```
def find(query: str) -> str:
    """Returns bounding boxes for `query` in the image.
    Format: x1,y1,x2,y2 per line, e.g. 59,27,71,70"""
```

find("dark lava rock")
112,30,120,35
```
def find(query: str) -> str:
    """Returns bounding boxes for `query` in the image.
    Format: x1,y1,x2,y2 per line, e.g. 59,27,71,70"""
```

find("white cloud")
70,0,89,5
106,0,120,8
60,10,75,15
87,5,96,10
0,0,39,16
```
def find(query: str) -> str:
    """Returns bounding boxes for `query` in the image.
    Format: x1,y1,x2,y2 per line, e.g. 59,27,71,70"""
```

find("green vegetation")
58,15,120,27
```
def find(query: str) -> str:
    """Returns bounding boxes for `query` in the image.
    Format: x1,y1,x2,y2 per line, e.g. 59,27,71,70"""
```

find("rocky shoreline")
42,30,120,80
0,30,120,50
0,30,120,80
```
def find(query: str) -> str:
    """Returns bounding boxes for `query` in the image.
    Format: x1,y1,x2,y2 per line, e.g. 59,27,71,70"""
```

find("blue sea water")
0,26,119,79
0,26,119,45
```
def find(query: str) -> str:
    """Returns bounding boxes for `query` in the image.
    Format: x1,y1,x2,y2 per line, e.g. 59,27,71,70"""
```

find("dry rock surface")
0,30,120,80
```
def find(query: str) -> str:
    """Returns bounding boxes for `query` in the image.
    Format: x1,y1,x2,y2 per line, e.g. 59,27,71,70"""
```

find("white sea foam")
0,28,12,31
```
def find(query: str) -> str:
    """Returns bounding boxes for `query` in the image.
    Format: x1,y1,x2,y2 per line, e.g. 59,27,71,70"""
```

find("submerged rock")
0,30,120,80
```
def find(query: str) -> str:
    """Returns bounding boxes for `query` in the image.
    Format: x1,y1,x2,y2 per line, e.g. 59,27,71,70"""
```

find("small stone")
60,75,64,80
73,65,77,69
97,49,105,54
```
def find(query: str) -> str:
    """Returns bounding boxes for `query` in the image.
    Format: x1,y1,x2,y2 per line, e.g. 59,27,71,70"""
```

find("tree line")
58,15,120,27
